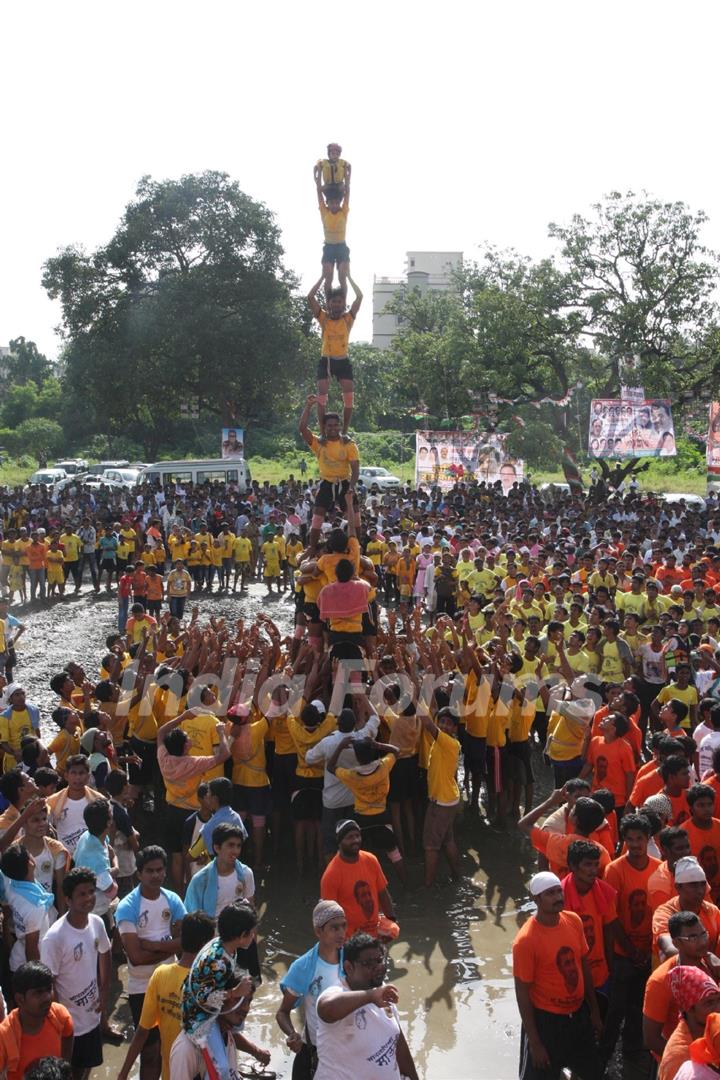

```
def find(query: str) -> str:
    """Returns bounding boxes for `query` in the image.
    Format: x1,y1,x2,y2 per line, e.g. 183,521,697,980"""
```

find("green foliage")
2,338,53,385
9,418,65,459
505,415,564,467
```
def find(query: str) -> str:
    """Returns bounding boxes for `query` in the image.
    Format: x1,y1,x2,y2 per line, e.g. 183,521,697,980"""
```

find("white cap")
0,683,24,707
310,699,327,715
529,871,562,896
674,856,707,885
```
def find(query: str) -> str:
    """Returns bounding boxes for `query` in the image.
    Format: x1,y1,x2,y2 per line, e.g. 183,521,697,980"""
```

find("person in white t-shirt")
41,867,115,1076
116,846,186,1079
46,756,101,858
315,932,418,1080
699,704,720,778
0,843,54,971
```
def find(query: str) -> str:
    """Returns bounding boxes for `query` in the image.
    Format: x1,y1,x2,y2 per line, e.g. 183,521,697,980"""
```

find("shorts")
271,751,298,809
222,557,233,571
129,994,160,1045
71,1025,103,1069
463,733,487,775
356,810,397,853
304,600,321,622
163,802,192,852
321,803,355,855
128,736,157,786
233,784,272,819
316,355,354,382
291,776,323,821
362,601,379,637
322,241,350,265
509,739,534,784
423,801,459,851
315,479,350,513
388,755,418,803
99,559,116,575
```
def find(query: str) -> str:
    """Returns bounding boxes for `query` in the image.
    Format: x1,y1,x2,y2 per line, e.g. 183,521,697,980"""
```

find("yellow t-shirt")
262,541,281,575
180,712,223,780
48,729,81,774
139,961,188,1080
232,718,270,788
336,755,395,815
317,310,354,358
286,540,303,567
366,540,387,567
319,202,349,244
317,538,361,582
427,730,460,804
120,528,138,555
60,533,82,561
220,532,235,558
318,157,349,186
233,537,252,563
287,713,336,778
0,708,35,769
310,434,359,483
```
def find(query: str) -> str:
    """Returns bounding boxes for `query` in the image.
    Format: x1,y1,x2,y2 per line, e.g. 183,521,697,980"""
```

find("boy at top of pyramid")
314,148,352,300
315,142,351,195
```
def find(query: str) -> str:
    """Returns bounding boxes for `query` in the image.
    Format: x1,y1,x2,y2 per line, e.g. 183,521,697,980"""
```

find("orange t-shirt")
647,861,675,911
145,576,163,601
680,818,720,902
512,910,588,1014
589,818,617,856
637,758,660,782
605,853,661,957
667,789,690,827
586,736,636,806
591,706,642,760
0,1003,73,1080
630,769,663,807
652,896,720,954
569,882,617,987
531,827,610,879
320,850,389,938
26,542,48,570
643,954,682,1049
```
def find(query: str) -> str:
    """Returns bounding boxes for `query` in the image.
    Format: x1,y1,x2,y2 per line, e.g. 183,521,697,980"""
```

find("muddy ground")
10,580,646,1079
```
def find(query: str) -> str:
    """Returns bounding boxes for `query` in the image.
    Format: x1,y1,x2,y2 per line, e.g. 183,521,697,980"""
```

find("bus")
138,458,251,491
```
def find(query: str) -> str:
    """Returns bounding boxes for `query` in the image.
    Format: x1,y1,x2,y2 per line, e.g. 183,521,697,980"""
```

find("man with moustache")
513,871,603,1080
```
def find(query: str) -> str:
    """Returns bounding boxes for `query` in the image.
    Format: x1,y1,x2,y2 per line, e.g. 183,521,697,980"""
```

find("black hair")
335,558,354,583
212,822,246,852
83,798,111,836
571,797,605,834
180,910,216,953
620,814,651,839
217,900,258,942
659,826,690,854
608,712,629,737
567,839,602,869
0,843,31,881
208,777,233,806
164,729,189,757
137,845,167,871
658,736,685,758
0,768,27,807
337,707,356,733
50,673,71,695
12,961,53,996
687,783,716,807
51,707,74,729
668,910,702,937
437,706,459,728
710,703,720,731
661,755,689,782
62,867,97,898
564,778,591,796
65,754,89,773
33,767,60,790
344,931,382,965
105,770,128,796
591,789,615,815
666,699,689,725
93,680,116,703
353,738,381,766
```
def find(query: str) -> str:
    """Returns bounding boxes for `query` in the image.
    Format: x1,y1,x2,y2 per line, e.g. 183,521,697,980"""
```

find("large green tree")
43,172,310,457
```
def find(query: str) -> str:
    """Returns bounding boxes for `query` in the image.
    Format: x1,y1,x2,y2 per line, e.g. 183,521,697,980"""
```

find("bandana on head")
669,965,719,1013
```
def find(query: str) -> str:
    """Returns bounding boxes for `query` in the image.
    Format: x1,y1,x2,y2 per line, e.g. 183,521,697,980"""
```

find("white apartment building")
372,251,463,349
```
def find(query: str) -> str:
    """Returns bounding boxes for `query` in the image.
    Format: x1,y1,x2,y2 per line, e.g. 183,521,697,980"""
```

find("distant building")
372,251,463,350
0,346,11,382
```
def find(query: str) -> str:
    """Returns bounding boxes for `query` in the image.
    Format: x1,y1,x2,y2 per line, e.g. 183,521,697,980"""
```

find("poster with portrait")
707,403,720,491
587,400,676,458
220,427,245,459
415,431,524,492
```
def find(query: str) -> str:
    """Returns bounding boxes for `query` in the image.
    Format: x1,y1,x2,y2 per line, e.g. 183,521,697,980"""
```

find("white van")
139,458,251,492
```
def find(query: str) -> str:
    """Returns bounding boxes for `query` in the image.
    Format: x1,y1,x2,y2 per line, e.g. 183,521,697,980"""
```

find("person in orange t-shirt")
602,815,660,1062
513,871,602,1078
562,840,618,989
648,826,692,911
580,713,636,814
320,820,397,939
681,782,720,903
653,857,720,959
659,754,692,826
519,789,610,878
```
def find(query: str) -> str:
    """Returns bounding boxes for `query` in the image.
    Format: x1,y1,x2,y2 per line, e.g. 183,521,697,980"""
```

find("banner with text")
708,403,720,491
415,431,524,491
588,399,676,458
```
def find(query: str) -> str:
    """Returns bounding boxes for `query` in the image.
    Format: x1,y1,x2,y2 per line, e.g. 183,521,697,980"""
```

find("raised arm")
299,395,317,448
307,276,323,319
348,274,363,318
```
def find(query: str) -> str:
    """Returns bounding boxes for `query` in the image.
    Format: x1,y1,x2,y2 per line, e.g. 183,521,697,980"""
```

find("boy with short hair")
307,274,363,434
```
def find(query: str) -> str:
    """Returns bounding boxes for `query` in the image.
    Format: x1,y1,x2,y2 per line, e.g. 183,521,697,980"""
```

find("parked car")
26,468,67,488
101,467,141,489
54,458,89,475
661,492,706,509
358,466,401,491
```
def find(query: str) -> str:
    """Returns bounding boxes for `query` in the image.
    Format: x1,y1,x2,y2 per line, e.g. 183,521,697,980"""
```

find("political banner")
415,431,524,492
221,428,245,459
588,399,676,458
707,403,720,491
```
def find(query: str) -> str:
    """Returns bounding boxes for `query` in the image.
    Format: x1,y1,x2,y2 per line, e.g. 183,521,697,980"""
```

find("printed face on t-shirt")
555,946,579,992
628,889,647,928
353,880,375,919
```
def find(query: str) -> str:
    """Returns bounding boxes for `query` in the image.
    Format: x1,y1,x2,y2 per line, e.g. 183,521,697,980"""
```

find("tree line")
2,175,718,470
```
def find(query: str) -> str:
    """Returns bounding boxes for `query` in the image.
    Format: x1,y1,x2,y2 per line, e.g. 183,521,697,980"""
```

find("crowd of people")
1,390,720,1079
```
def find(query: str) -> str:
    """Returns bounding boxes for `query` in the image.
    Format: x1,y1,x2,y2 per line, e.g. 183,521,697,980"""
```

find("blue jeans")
169,596,186,619
29,568,46,600
118,596,129,633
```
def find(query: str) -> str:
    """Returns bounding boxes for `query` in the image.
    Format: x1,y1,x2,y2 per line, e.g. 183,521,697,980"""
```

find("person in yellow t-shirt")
299,396,360,549
261,537,282,595
314,159,352,299
307,272,363,433
315,142,351,194
218,524,236,591
328,735,406,882
421,707,461,886
232,533,252,592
